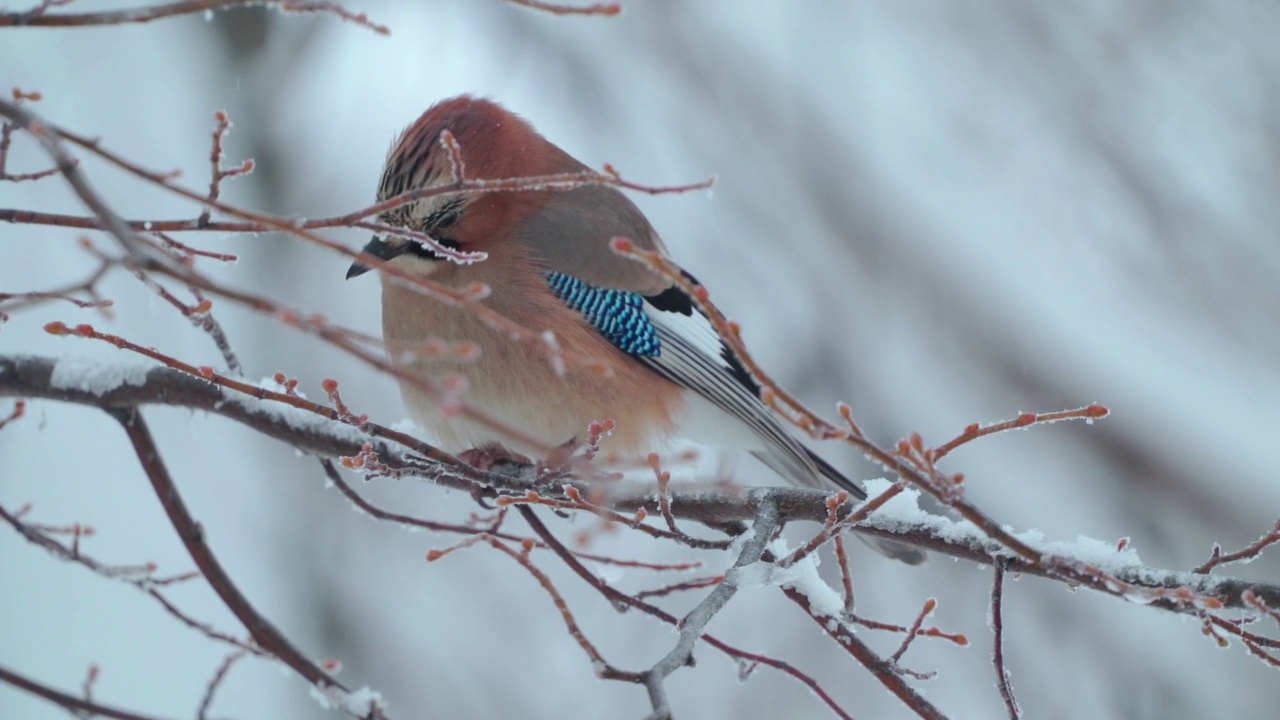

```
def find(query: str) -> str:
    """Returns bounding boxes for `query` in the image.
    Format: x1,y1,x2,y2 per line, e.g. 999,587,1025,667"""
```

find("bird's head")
346,95,580,279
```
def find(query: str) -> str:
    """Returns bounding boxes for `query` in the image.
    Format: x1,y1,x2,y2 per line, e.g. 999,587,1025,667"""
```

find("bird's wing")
526,200,939,562
641,289,926,563
518,185,672,296
637,284,867,501
522,190,866,500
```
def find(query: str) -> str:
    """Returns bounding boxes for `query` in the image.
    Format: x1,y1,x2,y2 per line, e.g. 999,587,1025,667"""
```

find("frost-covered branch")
3,352,1278,616
7,348,1280,716
106,405,388,720
635,495,779,719
0,0,388,32
991,560,1021,719
0,663,181,720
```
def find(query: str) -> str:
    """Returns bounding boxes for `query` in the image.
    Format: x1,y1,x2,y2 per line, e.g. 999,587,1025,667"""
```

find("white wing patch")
640,300,838,492
642,301,726,366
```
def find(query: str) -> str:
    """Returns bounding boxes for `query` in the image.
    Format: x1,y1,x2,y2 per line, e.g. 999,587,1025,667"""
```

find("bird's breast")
379,268,684,459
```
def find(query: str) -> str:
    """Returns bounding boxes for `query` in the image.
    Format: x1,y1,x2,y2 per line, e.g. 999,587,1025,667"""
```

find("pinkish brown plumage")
347,95,925,564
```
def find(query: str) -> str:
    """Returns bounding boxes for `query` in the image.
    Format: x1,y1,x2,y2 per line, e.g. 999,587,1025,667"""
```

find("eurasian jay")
347,95,923,563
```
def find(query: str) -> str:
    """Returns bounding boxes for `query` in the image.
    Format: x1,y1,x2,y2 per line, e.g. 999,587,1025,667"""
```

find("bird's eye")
433,207,460,230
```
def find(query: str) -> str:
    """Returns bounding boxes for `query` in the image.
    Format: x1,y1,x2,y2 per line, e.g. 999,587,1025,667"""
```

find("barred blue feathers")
544,271,661,357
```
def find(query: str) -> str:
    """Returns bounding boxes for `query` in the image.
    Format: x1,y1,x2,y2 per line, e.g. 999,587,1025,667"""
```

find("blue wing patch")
544,271,661,357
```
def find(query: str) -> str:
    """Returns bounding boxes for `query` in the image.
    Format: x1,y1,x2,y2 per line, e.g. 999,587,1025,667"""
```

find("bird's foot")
458,443,531,472
533,436,583,484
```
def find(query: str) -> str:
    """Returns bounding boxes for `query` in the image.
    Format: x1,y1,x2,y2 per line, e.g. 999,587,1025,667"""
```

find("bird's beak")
346,235,404,279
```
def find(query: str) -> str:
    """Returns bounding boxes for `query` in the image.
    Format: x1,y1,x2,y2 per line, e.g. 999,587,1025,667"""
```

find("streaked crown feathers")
376,96,580,230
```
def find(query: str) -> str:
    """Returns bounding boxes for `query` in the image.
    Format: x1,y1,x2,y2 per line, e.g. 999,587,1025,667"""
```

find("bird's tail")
753,447,927,565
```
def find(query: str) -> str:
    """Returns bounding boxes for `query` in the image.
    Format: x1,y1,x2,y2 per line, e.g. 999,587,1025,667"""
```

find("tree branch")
104,404,384,719
0,0,388,33
0,664,178,720
637,495,779,719
4,353,1276,613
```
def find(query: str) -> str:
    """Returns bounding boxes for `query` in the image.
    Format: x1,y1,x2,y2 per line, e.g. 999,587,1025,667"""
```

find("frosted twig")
198,110,254,228
0,88,61,182
781,583,948,720
1194,517,1280,574
0,502,260,655
0,0,389,33
196,651,248,720
0,665,175,720
886,599,939,680
106,408,382,718
516,506,856,720
504,0,621,16
633,575,723,601
634,495,778,718
934,406,1109,460
991,560,1022,719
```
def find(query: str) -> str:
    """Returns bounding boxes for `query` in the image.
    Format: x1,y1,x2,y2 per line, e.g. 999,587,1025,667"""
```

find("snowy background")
3,1,1279,718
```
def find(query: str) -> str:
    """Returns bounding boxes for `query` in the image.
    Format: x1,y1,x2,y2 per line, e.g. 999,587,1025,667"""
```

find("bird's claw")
458,443,531,471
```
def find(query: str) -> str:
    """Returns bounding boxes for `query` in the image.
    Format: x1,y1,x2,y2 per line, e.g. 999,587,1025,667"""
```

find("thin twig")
196,651,248,720
4,355,1280,615
1194,518,1280,574
631,496,779,718
0,0,388,33
781,585,947,720
0,502,260,654
992,559,1021,719
504,0,621,16
0,88,61,182
105,407,378,718
516,506,856,720
0,664,175,720
833,533,856,618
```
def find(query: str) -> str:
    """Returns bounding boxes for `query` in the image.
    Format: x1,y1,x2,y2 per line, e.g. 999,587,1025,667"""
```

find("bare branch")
504,0,621,17
636,495,779,716
516,506,857,720
1194,518,1280,574
0,664,179,720
3,354,1279,615
104,406,378,718
196,651,249,720
780,583,947,720
0,98,170,268
991,560,1022,719
0,0,389,34
0,502,260,654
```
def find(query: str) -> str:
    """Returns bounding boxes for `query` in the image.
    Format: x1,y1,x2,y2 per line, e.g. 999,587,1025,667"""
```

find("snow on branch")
3,353,1277,612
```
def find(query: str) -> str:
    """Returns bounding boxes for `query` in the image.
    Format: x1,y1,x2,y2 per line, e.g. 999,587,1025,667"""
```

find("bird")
346,95,924,564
